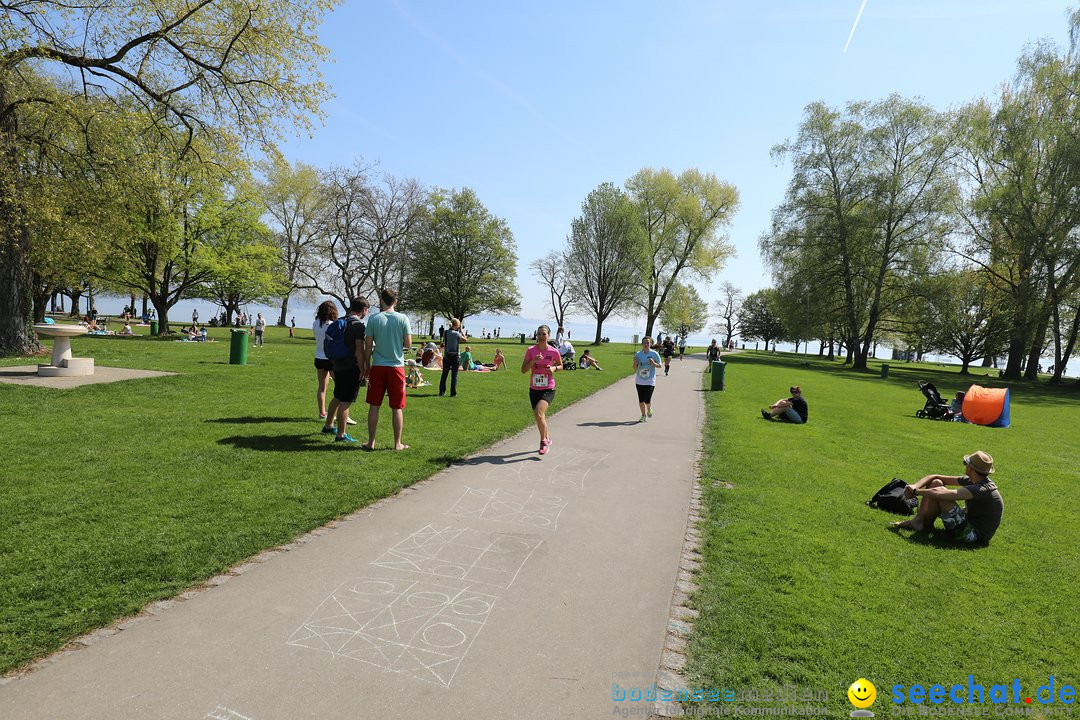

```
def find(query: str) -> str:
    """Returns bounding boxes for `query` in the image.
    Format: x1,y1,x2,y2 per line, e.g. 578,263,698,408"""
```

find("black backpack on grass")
867,478,918,515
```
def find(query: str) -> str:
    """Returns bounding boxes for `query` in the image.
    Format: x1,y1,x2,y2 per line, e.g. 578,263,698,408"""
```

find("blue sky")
280,0,1072,326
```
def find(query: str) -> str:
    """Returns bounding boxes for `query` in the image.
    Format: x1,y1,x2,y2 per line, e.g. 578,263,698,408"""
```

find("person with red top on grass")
521,324,562,455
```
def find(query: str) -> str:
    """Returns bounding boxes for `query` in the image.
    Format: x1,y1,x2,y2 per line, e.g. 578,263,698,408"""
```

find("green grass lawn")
689,352,1080,713
0,325,631,673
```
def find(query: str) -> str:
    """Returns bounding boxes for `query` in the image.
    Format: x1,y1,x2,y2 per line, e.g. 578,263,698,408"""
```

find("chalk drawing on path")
484,447,609,491
370,524,543,589
205,706,253,720
287,578,496,687
445,487,567,530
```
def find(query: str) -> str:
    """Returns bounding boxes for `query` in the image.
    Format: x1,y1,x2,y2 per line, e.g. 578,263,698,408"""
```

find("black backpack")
866,478,918,515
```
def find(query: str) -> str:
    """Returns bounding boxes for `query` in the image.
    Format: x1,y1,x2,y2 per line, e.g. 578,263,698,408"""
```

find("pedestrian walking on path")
634,336,662,422
678,334,687,359
521,324,561,455
362,288,412,451
253,313,266,347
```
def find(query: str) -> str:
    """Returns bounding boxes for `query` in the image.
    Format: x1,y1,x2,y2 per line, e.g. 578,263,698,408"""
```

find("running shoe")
335,434,358,443
539,443,549,455
345,417,357,425
639,415,646,423
647,408,653,418
321,425,336,434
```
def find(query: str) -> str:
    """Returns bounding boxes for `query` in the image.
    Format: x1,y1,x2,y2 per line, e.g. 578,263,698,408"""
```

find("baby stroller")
915,380,953,420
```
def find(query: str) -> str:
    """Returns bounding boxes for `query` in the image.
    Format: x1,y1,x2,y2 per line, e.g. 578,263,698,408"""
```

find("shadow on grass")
206,416,311,424
887,526,984,551
577,421,639,427
216,433,338,452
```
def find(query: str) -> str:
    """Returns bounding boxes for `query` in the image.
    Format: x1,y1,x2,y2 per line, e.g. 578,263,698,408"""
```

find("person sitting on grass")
578,349,603,370
492,348,507,371
459,345,475,371
119,322,134,336
761,385,808,424
890,450,1004,545
950,391,967,422
405,359,428,388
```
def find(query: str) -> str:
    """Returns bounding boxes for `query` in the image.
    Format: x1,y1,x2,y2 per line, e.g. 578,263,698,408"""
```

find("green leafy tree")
763,95,955,369
739,289,785,351
924,271,1011,374
0,0,337,355
564,183,645,344
405,187,521,322
626,168,738,337
660,282,708,339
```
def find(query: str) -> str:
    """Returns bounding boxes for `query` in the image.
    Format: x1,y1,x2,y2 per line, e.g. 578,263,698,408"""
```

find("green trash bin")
520,333,526,344
711,360,726,390
880,363,890,379
230,329,249,365
149,319,158,336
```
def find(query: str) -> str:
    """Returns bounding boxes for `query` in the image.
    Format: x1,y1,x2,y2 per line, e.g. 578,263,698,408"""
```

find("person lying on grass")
890,450,1004,545
760,385,808,423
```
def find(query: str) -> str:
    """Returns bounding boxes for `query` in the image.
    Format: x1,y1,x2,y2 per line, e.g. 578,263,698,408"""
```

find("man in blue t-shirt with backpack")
321,297,369,443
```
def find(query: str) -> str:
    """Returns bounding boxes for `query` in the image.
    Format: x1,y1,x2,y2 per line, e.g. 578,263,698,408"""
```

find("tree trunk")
67,289,80,317
141,293,148,317
1002,336,1025,380
827,337,835,361
960,359,971,375
1051,307,1080,383
1023,311,1050,381
278,293,290,326
0,236,39,356
981,355,993,367
427,312,435,338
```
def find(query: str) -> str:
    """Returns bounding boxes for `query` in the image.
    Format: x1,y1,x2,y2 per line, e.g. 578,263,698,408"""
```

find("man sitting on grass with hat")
890,450,1004,545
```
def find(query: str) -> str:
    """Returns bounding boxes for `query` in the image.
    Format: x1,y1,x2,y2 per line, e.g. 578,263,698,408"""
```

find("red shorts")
366,366,407,409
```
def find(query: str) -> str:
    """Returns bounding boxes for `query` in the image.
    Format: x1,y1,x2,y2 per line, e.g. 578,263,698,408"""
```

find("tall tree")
764,96,955,369
306,165,423,306
259,157,327,325
738,289,785,351
405,187,521,322
530,251,572,329
924,271,1011,374
711,282,744,348
564,183,645,344
626,168,738,337
660,282,709,339
0,0,337,355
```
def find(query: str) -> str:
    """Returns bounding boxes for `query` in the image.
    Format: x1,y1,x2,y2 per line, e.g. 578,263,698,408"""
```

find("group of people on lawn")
754,380,1003,545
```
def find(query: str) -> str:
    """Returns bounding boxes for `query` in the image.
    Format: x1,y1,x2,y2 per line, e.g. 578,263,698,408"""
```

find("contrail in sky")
843,0,869,53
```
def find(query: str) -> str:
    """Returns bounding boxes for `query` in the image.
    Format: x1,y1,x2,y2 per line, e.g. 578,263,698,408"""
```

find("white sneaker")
346,417,357,425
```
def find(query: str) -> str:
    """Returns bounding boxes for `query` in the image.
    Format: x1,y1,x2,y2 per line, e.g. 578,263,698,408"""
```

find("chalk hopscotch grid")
445,487,568,530
205,707,253,720
369,524,543,589
287,578,497,687
483,447,609,491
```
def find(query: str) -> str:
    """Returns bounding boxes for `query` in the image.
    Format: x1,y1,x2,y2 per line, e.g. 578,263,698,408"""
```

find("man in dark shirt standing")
761,385,809,423
321,297,369,443
891,450,1005,545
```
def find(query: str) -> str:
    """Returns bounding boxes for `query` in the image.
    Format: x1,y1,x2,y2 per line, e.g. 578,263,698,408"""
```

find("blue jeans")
784,407,804,424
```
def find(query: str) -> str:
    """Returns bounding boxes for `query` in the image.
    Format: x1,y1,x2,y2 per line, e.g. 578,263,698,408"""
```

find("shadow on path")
453,451,540,466
577,421,639,427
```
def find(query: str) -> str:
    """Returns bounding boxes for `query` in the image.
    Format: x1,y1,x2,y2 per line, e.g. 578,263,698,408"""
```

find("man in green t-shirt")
362,288,412,451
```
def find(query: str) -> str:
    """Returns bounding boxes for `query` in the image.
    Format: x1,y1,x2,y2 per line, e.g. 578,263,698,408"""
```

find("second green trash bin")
711,360,726,390
230,329,249,365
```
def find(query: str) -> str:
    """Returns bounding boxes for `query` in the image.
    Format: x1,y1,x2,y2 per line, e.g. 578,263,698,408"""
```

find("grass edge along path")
0,331,634,674
684,352,1080,716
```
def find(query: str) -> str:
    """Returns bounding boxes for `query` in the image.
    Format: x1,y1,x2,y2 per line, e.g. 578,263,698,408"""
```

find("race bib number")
638,367,651,378
531,373,549,389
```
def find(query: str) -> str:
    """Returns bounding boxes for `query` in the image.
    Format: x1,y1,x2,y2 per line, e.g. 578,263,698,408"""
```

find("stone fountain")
33,324,95,377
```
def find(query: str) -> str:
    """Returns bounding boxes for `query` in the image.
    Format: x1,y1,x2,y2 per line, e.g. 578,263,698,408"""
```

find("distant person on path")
192,308,199,324
313,301,339,420
706,339,720,365
522,324,562,455
761,385,808,424
438,324,445,341
362,288,412,451
440,319,466,396
662,337,676,375
321,298,368,441
678,335,687,359
253,313,267,346
634,337,663,422
890,450,1004,545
